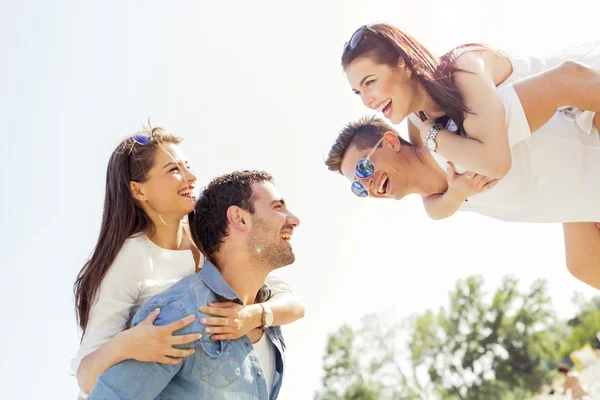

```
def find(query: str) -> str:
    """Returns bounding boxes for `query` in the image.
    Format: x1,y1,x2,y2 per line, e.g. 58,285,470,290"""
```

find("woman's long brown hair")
342,23,501,134
73,127,180,338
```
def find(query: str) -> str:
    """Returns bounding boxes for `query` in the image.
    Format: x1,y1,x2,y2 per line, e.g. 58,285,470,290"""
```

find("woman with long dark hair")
72,126,304,398
342,24,599,178
335,23,600,288
343,25,600,219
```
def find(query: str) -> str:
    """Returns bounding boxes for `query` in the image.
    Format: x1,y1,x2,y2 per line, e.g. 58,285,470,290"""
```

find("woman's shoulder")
449,47,493,75
105,234,153,279
444,44,495,63
119,234,152,259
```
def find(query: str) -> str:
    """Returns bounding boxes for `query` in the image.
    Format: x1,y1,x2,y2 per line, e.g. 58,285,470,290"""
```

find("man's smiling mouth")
377,173,389,195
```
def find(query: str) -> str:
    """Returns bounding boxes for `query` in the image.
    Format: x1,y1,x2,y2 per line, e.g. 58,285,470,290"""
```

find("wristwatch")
259,303,274,329
425,124,442,152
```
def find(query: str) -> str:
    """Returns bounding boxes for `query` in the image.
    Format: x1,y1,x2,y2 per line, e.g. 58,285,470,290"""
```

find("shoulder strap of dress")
407,112,422,127
448,45,490,62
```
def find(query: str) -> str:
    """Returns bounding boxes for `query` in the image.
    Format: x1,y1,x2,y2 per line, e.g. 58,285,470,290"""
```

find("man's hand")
446,161,499,199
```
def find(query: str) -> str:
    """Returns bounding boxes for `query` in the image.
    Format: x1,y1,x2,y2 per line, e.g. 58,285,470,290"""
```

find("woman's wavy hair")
73,126,180,338
342,23,502,134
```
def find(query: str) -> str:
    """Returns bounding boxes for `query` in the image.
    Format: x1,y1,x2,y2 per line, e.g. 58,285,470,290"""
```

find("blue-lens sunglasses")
351,136,385,197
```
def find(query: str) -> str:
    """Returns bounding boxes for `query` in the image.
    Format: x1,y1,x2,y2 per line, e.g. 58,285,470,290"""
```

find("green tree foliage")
314,311,430,400
559,295,600,358
408,276,560,399
314,276,593,400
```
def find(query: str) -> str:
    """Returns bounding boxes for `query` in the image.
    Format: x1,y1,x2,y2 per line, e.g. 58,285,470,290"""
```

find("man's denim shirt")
89,261,286,400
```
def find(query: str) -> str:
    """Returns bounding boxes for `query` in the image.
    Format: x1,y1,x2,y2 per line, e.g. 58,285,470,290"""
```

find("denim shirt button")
257,372,262,377
216,350,220,354
244,342,249,347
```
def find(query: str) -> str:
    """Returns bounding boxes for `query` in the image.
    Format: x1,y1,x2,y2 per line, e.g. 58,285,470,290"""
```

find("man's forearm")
424,190,465,220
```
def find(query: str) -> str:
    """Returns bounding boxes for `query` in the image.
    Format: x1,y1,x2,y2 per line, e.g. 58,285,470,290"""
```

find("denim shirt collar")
200,259,272,304
199,260,240,301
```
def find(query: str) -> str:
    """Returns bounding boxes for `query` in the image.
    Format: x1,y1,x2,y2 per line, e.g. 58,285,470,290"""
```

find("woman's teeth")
376,99,391,113
382,101,392,117
178,188,194,197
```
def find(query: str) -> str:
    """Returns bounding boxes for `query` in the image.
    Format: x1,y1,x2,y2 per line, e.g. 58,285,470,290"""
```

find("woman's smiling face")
345,55,418,125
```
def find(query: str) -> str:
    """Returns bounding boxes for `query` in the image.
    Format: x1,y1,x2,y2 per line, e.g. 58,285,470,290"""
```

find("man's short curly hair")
190,170,273,259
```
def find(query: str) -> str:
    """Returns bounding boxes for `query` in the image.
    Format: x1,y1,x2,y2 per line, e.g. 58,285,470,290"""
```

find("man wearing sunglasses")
325,73,600,290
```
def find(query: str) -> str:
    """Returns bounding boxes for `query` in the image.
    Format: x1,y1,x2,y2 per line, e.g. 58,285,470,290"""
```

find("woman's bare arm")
425,51,513,178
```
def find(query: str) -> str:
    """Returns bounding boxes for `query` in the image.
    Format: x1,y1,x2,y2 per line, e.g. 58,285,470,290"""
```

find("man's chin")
268,251,295,270
283,251,296,266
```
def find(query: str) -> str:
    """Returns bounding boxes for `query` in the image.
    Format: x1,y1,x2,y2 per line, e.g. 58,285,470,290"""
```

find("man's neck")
213,246,268,305
411,146,448,197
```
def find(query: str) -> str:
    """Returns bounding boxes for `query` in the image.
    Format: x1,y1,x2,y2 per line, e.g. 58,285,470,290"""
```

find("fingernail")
190,315,197,320
201,318,206,324
197,334,203,339
208,302,214,306
204,328,211,333
154,308,160,313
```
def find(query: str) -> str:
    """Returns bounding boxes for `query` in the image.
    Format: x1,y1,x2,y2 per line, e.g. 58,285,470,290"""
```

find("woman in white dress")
339,23,600,288
72,126,304,398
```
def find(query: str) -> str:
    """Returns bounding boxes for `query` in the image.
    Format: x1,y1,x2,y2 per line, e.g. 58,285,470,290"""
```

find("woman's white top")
71,234,293,397
408,43,600,223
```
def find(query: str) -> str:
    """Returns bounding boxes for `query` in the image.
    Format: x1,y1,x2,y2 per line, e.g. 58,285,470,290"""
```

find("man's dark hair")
190,170,273,259
325,115,411,174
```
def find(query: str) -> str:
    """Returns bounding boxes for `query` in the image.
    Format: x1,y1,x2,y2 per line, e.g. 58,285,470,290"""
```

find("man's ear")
226,206,249,232
381,131,403,152
130,181,147,202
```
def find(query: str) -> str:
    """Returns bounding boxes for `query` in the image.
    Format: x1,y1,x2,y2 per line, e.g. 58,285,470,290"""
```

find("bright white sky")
1,1,599,398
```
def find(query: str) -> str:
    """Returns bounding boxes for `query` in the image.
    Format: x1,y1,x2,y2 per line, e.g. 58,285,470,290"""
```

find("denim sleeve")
88,360,182,399
88,302,190,399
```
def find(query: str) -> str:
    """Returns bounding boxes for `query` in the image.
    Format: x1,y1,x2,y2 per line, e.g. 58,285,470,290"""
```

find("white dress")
408,42,600,223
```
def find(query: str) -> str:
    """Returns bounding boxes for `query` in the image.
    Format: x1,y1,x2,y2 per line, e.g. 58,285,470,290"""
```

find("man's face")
247,181,300,270
339,134,409,200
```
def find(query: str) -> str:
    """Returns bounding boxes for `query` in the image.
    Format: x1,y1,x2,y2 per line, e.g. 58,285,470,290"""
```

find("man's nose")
286,211,300,228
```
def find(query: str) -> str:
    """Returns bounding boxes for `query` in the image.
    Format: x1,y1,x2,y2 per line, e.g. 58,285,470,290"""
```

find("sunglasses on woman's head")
351,136,385,197
344,25,383,51
132,133,151,145
128,133,152,154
